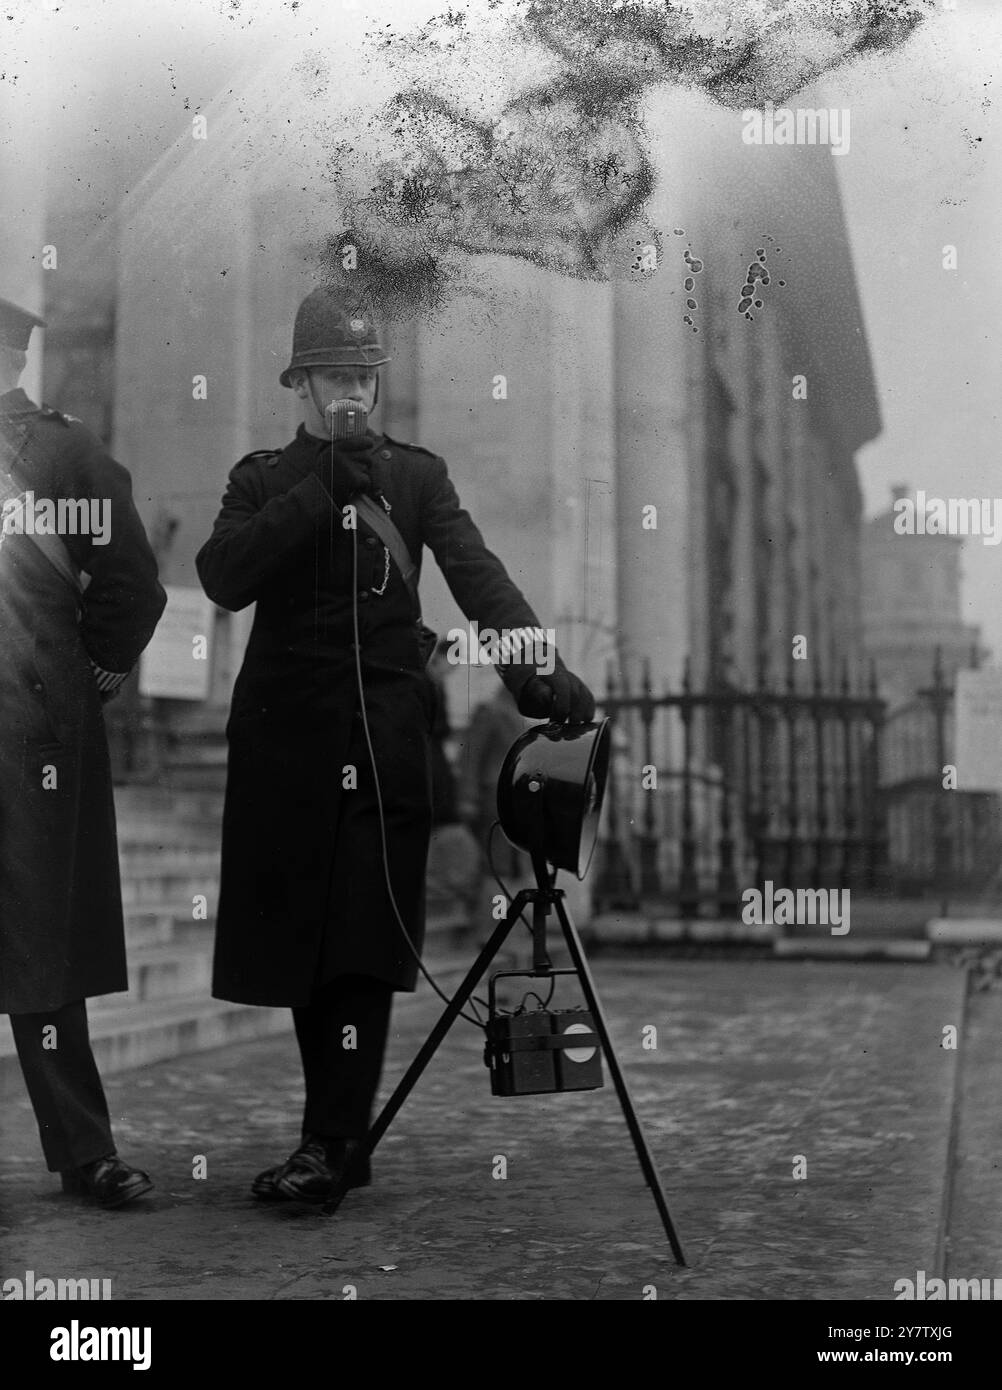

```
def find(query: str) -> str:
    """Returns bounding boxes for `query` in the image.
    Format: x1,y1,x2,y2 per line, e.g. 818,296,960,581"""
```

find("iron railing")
594,650,1002,913
882,650,1002,894
593,658,886,915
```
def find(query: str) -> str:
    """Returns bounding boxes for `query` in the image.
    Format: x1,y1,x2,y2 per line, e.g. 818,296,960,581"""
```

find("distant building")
862,486,997,893
862,484,984,709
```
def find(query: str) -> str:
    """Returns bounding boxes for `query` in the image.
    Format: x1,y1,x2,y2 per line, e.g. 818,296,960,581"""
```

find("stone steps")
114,785,225,824
0,995,290,1100
0,922,473,1100
89,939,214,1009
120,871,219,910
0,787,474,1098
0,780,233,1097
121,841,219,861
122,906,180,949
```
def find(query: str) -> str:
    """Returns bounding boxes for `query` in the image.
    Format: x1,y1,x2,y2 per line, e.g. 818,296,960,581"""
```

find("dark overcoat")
196,425,546,1003
0,389,167,1014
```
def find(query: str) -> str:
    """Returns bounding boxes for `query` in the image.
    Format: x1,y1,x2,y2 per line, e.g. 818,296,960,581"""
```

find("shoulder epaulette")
382,433,438,460
235,448,282,468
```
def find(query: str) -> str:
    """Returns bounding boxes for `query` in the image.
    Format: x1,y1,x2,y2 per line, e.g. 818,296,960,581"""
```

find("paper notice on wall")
954,668,1002,793
138,586,214,700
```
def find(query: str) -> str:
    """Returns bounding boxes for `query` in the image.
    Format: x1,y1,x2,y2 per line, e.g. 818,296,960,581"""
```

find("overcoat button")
365,535,378,548
357,590,369,603
380,448,392,460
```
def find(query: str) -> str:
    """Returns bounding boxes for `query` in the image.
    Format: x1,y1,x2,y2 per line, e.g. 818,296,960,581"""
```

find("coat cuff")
90,661,130,696
492,625,554,666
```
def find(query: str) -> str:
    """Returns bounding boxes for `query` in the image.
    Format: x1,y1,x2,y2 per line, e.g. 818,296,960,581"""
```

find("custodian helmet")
279,288,390,387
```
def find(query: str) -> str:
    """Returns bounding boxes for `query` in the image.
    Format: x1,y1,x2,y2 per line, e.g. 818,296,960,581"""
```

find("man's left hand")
517,669,595,724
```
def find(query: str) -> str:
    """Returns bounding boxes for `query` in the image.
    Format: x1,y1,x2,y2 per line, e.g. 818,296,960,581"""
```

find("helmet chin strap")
306,372,329,432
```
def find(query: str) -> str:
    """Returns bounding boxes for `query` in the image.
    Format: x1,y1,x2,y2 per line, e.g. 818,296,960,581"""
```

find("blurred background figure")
422,641,481,941
456,684,534,962
426,637,459,829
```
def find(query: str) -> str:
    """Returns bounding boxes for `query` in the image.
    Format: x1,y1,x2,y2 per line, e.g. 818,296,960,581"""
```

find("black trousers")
293,974,394,1141
9,1000,115,1172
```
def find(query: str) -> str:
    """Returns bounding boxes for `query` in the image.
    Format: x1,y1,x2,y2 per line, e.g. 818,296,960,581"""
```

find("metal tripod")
322,858,688,1266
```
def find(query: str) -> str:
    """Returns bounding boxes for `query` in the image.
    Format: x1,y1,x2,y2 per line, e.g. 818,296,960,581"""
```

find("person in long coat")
0,298,167,1207
456,683,533,949
196,288,595,1204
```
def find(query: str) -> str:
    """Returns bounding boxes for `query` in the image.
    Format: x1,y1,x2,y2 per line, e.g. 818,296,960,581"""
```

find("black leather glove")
516,669,596,724
312,440,376,509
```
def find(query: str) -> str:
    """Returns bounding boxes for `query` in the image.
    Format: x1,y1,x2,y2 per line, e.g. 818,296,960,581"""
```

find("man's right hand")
516,669,595,724
312,441,374,509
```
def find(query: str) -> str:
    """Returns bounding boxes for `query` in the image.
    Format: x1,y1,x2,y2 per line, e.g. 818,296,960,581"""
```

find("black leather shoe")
61,1156,154,1209
250,1137,331,1202
250,1165,287,1202
274,1136,371,1205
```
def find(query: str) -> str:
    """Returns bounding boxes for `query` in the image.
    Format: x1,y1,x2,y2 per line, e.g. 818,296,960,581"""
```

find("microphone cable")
347,488,492,1030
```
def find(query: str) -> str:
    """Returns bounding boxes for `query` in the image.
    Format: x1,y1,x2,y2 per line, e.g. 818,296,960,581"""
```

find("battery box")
484,1006,604,1096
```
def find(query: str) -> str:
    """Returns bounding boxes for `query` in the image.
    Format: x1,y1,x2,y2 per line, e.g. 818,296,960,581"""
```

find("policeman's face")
294,365,378,437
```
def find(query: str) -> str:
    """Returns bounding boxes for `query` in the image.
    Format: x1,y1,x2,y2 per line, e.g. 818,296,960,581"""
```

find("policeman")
0,298,167,1207
197,288,595,1204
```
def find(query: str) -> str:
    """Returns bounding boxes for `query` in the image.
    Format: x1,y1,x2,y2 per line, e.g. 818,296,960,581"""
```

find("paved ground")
3,949,991,1301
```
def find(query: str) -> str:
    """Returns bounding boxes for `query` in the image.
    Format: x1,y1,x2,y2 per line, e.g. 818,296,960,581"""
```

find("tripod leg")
555,896,688,1267
321,889,532,1215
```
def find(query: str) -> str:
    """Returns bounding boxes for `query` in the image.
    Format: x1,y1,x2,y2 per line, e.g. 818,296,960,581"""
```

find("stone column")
612,266,693,697
0,9,48,400
545,275,618,697
113,167,255,567
413,255,564,721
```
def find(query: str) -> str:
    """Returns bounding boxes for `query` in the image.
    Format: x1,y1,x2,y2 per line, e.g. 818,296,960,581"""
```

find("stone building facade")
10,71,882,843
862,484,984,709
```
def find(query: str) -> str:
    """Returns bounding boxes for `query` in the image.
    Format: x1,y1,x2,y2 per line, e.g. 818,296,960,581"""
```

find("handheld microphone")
325,399,369,441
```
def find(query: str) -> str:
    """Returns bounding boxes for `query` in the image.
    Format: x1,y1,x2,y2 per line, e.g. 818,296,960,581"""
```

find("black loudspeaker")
496,719,611,878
